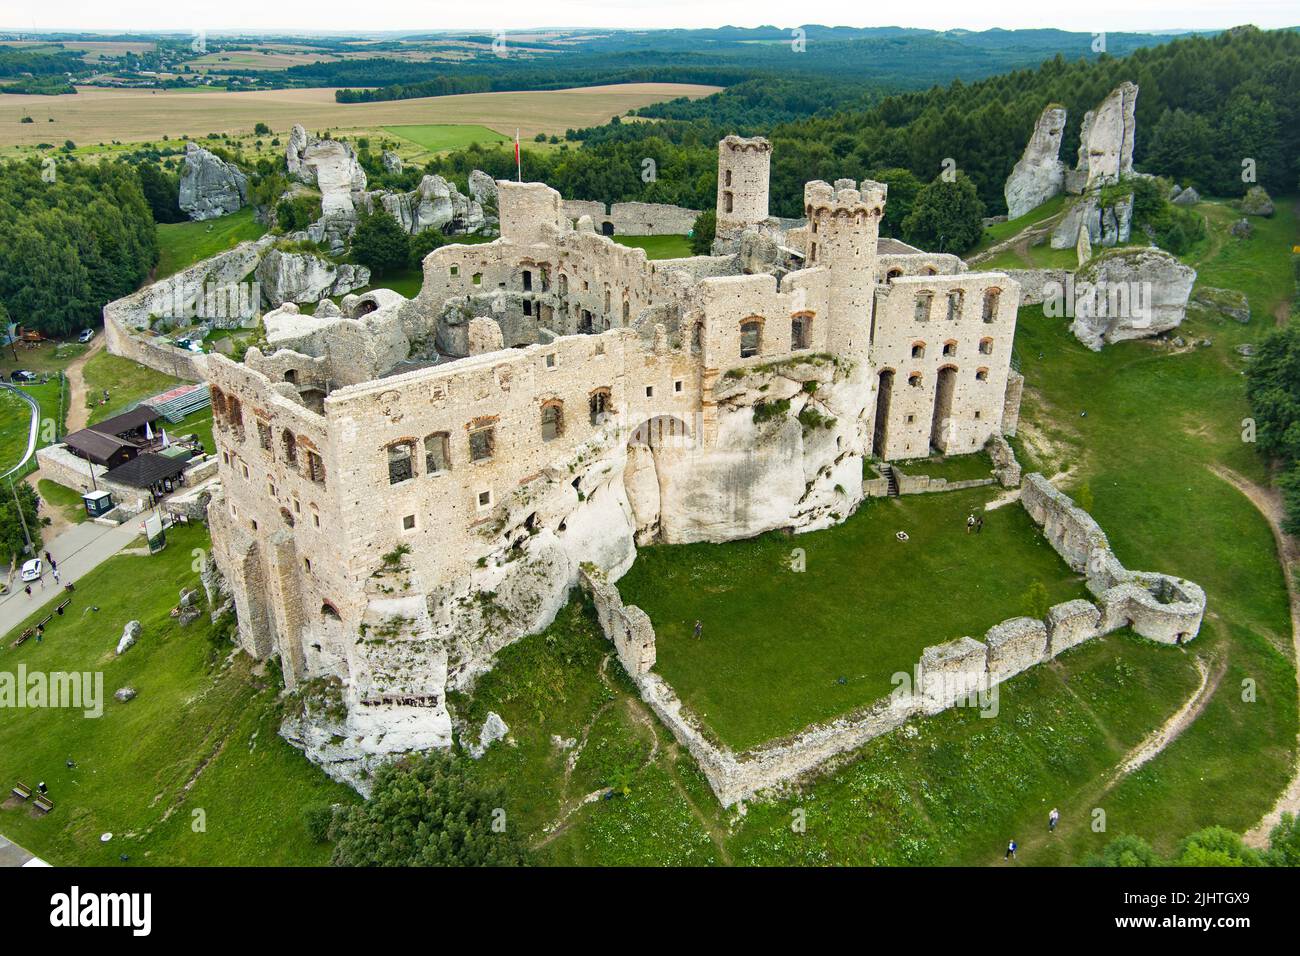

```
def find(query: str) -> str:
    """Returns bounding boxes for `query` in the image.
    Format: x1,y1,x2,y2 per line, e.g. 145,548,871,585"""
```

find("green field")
971,193,1070,254
82,351,185,426
35,478,88,524
155,208,266,280
618,487,1088,749
0,524,358,865
385,124,510,154
0,376,65,477
613,234,694,259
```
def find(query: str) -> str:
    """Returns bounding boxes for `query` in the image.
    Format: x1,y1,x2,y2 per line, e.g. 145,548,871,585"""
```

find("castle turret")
715,135,771,248
803,178,886,357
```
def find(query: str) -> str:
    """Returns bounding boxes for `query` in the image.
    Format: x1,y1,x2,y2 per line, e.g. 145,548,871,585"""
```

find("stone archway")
624,415,692,544
930,365,958,453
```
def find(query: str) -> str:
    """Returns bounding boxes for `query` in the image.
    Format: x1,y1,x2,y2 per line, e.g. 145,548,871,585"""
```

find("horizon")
2,2,1297,35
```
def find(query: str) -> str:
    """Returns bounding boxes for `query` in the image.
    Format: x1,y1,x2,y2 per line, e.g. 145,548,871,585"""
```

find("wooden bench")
13,628,32,647
55,599,71,616
11,781,32,800
32,794,53,814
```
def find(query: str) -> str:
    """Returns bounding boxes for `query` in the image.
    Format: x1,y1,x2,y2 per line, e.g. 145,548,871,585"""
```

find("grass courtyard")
617,486,1089,750
612,234,694,259
0,523,357,866
155,207,267,281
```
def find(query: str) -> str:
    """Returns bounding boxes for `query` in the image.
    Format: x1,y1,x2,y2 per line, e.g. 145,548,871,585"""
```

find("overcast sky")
3,1,1296,34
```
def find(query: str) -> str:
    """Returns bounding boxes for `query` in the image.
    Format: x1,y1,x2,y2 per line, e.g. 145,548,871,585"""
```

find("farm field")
385,123,510,153
0,82,722,151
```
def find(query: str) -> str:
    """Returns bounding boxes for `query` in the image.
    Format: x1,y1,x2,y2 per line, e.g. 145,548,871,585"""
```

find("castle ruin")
201,136,1026,785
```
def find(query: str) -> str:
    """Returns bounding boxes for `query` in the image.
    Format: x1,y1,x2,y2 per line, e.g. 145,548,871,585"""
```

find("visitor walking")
693,620,703,640
966,514,976,534
1005,839,1017,860
52,567,60,585
1049,808,1059,832
24,584,31,597
975,515,984,534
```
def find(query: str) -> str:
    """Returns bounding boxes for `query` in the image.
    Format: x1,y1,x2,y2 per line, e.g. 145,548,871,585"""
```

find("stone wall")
582,471,1206,807
561,199,701,236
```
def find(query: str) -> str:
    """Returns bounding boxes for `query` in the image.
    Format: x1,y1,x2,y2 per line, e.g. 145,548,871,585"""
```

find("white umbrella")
144,420,154,441
160,428,170,449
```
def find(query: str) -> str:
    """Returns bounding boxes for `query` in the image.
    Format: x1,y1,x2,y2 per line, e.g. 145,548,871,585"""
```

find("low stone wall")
36,444,224,521
561,199,700,236
1006,268,1070,306
582,471,1207,807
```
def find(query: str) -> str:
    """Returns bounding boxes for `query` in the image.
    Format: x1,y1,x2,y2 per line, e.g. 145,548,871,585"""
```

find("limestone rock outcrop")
1068,248,1196,350
285,125,368,253
381,150,403,174
1050,193,1133,250
116,620,141,656
178,143,249,221
255,248,370,306
1171,185,1200,207
1004,105,1067,219
365,174,486,237
1067,82,1138,194
1242,185,1274,217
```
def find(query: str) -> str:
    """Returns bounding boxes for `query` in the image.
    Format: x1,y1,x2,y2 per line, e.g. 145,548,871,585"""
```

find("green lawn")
1,376,65,476
889,449,995,483
617,487,1089,750
384,124,510,154
155,207,266,280
0,523,357,865
980,241,1080,272
36,478,88,524
971,193,1071,254
82,351,185,426
613,234,694,259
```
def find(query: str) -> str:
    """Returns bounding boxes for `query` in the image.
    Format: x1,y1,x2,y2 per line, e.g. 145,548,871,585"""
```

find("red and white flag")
515,129,521,181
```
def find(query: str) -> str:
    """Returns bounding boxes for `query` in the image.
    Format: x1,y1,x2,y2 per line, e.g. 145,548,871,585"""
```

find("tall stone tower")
714,135,772,248
803,178,886,358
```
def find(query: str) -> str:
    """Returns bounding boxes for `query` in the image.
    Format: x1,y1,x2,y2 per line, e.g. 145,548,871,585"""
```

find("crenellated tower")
803,178,887,359
715,135,772,247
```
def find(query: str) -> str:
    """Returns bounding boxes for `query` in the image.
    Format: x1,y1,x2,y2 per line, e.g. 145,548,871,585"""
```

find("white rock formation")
467,712,510,758
1067,82,1138,194
255,248,370,306
381,150,403,174
1067,248,1196,350
116,620,141,656
285,125,369,253
1004,105,1067,219
178,143,249,221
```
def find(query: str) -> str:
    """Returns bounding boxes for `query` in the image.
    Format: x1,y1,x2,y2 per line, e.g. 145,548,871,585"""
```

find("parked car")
9,369,36,383
78,328,95,344
20,558,42,583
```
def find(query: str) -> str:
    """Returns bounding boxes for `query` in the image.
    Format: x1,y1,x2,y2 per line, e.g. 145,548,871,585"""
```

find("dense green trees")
135,162,184,224
0,482,42,565
899,174,986,254
1089,816,1300,866
689,210,715,255
329,752,529,866
0,159,158,337
1246,319,1300,533
350,211,410,277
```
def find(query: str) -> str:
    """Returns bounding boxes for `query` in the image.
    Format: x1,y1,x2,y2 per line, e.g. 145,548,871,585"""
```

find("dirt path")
1208,465,1300,847
64,337,104,433
993,653,1221,864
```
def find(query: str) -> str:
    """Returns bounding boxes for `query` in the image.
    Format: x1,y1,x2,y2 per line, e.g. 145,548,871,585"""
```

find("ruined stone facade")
203,136,1025,786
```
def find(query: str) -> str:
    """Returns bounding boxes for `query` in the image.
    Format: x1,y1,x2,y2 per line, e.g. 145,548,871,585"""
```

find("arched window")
725,169,732,187
947,290,963,321
982,288,1001,323
885,268,902,284
911,342,926,359
284,369,298,385
227,396,244,441
943,340,957,357
306,450,326,485
622,299,630,323
541,401,564,442
211,387,227,422
424,433,450,474
740,319,762,359
975,367,989,382
604,288,611,313
979,337,994,355
589,388,611,425
724,192,734,214
282,430,298,465
791,313,811,351
914,293,933,323
387,441,415,484
558,273,568,295
908,373,923,388
321,602,341,621
522,269,532,292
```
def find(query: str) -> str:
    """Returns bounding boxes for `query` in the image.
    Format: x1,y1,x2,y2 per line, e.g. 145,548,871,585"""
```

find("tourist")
1049,808,1060,832
52,567,61,585
975,515,984,534
1005,839,1017,860
693,620,703,640
966,514,976,534
43,550,52,564
23,584,31,597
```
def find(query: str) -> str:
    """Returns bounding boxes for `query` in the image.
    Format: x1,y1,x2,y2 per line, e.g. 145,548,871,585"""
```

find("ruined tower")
714,135,772,247
803,178,886,357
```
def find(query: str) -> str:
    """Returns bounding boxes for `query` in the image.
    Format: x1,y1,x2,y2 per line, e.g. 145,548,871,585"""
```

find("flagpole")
515,129,521,182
